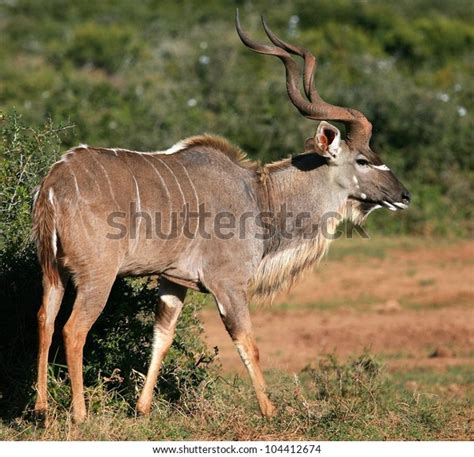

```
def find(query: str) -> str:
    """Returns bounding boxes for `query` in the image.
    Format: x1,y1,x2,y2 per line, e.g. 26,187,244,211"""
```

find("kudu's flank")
32,14,410,422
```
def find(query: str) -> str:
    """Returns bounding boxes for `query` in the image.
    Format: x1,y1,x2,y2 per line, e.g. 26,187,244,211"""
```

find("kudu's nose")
401,190,411,205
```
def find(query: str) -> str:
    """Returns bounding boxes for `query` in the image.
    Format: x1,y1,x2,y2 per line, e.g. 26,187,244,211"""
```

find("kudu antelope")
32,14,410,423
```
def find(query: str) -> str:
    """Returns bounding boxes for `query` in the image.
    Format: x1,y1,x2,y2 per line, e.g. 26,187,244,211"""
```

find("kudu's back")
32,136,262,291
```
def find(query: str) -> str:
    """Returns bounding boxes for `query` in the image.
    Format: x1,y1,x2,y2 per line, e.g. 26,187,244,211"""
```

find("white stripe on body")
48,188,57,256
174,160,199,240
65,163,92,243
100,139,188,156
87,152,121,209
155,157,186,239
139,154,172,237
114,150,143,253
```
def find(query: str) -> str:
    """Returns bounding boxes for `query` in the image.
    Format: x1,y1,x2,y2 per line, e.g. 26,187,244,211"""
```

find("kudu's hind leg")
214,289,276,418
136,278,187,415
34,269,69,417
63,273,116,423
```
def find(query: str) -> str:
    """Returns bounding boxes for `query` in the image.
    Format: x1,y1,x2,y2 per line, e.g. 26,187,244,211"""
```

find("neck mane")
249,163,365,301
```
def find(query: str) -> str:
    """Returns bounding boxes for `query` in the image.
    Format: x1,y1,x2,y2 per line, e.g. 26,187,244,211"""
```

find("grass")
274,294,380,312
400,293,474,311
393,365,474,392
327,236,418,261
327,235,460,262
0,354,472,440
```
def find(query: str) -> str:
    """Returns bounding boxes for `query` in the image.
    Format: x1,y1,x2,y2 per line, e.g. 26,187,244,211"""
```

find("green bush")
60,22,143,73
0,112,67,247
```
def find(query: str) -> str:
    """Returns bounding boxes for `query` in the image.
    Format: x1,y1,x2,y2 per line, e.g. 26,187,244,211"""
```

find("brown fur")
31,185,59,286
180,134,257,169
180,134,294,176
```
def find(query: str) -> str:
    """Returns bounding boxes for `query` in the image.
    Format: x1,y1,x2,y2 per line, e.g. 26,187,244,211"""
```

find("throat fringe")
248,200,366,302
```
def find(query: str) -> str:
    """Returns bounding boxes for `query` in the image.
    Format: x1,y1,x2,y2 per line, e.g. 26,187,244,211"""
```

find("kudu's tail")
32,185,59,286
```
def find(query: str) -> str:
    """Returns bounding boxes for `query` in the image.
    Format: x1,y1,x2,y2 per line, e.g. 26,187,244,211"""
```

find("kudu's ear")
313,121,342,159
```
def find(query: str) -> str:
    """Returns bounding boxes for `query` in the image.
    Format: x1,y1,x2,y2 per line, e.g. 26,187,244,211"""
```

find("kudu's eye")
356,158,371,167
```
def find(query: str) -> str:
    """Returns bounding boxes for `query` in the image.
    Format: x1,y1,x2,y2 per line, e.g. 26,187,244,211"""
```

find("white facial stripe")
352,175,360,189
360,193,367,200
372,164,390,171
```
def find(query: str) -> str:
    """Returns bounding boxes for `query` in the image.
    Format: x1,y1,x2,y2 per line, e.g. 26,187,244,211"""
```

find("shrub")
61,22,143,73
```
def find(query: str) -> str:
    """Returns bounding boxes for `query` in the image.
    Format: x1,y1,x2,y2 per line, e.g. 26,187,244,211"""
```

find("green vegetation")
0,354,471,440
0,0,472,441
0,0,472,235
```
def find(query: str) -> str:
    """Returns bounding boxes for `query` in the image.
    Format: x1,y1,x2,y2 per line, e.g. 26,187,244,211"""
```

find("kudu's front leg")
136,278,187,416
213,288,275,418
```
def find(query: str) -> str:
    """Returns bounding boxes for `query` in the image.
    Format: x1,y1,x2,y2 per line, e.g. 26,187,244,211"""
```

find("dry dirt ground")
200,238,474,374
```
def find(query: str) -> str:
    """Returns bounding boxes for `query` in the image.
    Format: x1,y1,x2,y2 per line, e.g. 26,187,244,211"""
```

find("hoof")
34,408,49,427
260,401,276,418
71,411,87,424
72,416,86,424
136,403,151,417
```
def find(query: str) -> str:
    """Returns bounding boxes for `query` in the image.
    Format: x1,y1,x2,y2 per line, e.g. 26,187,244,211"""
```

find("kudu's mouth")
384,189,411,211
350,195,410,212
380,200,409,211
